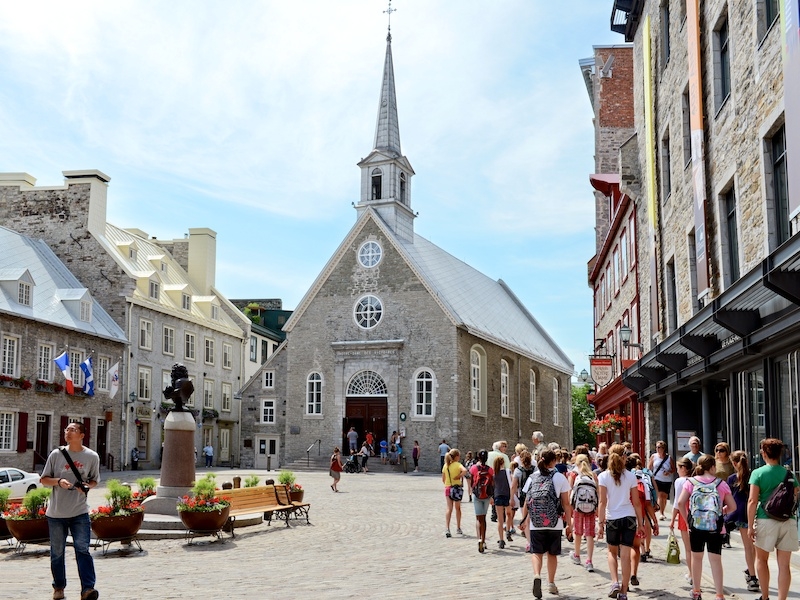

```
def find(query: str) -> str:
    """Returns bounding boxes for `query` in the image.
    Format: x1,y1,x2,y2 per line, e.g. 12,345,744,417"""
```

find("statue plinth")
143,411,197,516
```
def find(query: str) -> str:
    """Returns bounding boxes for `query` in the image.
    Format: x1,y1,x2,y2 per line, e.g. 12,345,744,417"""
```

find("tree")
572,383,595,447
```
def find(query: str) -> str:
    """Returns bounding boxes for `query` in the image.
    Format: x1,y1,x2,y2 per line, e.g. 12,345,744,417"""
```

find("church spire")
373,25,401,156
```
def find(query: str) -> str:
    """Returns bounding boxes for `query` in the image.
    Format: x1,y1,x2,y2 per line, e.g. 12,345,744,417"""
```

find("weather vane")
384,0,396,34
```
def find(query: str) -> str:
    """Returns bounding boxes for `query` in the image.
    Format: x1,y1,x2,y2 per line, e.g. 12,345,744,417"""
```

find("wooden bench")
223,485,297,537
274,485,311,525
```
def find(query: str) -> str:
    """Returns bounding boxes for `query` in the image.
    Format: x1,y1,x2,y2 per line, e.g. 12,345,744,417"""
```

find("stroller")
343,453,363,473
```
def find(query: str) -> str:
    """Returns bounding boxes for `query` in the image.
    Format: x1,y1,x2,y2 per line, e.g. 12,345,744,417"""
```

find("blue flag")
80,356,94,396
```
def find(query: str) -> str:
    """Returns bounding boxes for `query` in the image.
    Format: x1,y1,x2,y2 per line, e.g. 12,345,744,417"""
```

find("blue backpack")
688,477,723,532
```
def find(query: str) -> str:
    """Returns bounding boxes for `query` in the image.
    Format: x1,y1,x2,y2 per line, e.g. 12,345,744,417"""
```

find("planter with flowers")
90,480,144,547
35,380,64,394
2,487,50,544
0,489,11,541
177,474,231,539
132,477,157,502
278,470,304,503
0,374,33,390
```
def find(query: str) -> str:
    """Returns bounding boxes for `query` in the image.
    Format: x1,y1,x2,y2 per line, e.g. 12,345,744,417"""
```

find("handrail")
32,450,47,472
306,439,322,468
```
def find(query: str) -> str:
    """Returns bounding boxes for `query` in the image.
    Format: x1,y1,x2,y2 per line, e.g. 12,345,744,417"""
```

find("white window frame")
204,338,215,365
203,379,214,409
221,382,232,412
470,345,487,415
149,280,160,300
69,350,84,388
184,332,196,361
263,371,274,389
249,337,257,362
553,377,560,426
38,343,53,382
306,372,322,415
139,319,153,350
1,335,20,377
182,293,191,311
138,367,152,401
353,295,383,330
211,305,219,320
163,326,175,356
0,411,14,451
18,281,31,306
80,300,91,322
529,369,538,422
96,356,109,391
413,369,435,419
261,399,275,424
357,240,383,268
222,343,232,369
500,360,510,417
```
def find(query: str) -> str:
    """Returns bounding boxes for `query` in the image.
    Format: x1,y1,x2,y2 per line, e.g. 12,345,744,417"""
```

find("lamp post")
619,325,644,351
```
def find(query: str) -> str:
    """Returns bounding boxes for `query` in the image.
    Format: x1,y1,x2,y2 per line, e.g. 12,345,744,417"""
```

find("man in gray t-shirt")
41,421,100,600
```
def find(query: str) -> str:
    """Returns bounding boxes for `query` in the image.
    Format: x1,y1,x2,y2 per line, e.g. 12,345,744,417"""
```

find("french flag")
80,356,94,396
53,352,74,395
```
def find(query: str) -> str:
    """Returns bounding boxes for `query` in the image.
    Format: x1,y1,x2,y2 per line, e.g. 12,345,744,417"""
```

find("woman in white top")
647,440,674,520
598,444,644,600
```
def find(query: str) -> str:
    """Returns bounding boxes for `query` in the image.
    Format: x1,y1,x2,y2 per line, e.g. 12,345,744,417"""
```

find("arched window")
347,370,388,396
354,295,383,329
399,172,407,205
414,369,435,417
371,168,382,200
552,377,560,426
358,240,382,268
306,372,322,414
500,360,510,417
470,345,487,414
529,369,538,422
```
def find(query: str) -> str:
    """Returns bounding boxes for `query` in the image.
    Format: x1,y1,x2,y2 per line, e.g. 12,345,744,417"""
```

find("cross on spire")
384,0,396,40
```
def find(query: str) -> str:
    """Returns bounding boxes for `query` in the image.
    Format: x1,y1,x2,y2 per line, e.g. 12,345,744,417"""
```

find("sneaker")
506,530,513,542
456,528,463,535
685,573,693,584
609,582,621,598
499,539,506,549
570,551,581,565
509,527,517,535
691,591,702,600
53,591,65,600
533,576,542,599
747,577,760,592
478,541,485,553
81,590,99,600
548,582,559,595
641,550,649,562
445,530,451,538
630,575,640,586
585,560,594,572
618,595,628,600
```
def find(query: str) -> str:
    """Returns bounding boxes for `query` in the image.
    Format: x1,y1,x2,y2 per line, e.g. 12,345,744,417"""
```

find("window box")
35,380,64,394
0,375,32,390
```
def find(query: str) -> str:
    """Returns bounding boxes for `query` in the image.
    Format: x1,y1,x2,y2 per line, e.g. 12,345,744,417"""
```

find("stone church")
239,31,573,472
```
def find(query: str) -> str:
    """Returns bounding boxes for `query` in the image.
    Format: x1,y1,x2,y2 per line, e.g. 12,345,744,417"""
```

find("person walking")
329,447,344,492
569,454,599,573
670,457,696,586
492,455,514,549
726,450,759,592
359,441,370,473
748,438,799,600
511,450,534,552
647,440,674,520
412,440,422,472
597,444,643,600
41,421,100,600
469,449,494,552
677,454,736,600
525,449,572,599
442,448,467,538
203,443,214,468
684,436,705,464
438,439,450,469
347,427,358,454
628,454,659,587
130,446,140,471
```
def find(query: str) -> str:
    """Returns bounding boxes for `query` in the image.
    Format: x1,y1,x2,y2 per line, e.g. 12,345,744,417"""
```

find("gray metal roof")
0,226,127,342
393,227,574,373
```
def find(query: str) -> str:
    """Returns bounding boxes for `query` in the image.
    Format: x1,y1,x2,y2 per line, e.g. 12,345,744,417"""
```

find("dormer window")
18,282,31,306
160,262,167,274
182,294,192,311
399,172,407,205
149,281,160,300
80,300,92,322
211,305,219,320
129,247,137,260
371,168,382,200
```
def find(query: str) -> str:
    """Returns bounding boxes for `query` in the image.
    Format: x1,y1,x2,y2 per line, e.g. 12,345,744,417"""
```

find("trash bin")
401,456,408,473
267,456,272,471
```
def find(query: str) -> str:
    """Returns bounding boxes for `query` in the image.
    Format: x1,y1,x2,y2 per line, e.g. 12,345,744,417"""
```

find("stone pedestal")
143,411,196,516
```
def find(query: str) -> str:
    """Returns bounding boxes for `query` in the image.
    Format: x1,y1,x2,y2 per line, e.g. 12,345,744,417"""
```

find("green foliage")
277,470,296,486
105,479,133,511
136,477,157,495
192,473,218,500
244,475,260,488
0,488,10,511
572,383,596,447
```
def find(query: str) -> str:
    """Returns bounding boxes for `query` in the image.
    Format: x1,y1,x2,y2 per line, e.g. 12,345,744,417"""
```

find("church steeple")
356,19,416,242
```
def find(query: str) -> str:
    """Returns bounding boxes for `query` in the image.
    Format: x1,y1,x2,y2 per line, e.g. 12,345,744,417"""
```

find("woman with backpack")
492,455,514,549
597,444,644,600
677,454,736,600
468,449,494,553
726,450,759,592
670,457,696,586
569,454,598,573
442,448,467,539
511,450,534,551
626,453,659,587
647,440,674,520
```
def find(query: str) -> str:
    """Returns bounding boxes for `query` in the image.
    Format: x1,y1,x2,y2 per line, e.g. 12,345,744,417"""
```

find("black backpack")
764,469,799,522
517,465,534,503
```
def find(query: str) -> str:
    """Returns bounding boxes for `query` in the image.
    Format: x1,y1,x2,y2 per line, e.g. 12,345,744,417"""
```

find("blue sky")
0,1,622,374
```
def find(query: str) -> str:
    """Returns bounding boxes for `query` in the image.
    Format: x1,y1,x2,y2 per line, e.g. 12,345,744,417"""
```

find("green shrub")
277,470,295,486
244,475,259,488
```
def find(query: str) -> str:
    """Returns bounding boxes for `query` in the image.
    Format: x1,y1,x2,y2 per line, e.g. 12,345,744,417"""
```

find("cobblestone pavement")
2,469,799,599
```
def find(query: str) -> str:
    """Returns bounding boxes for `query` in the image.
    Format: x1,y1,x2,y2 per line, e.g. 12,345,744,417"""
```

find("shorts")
606,516,636,548
329,469,341,480
530,529,562,555
473,497,491,516
655,480,672,494
494,495,510,507
754,517,800,553
676,512,688,532
689,529,723,554
573,512,596,537
381,451,387,458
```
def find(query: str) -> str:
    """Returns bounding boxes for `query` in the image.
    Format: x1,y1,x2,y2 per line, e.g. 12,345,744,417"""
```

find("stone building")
228,299,289,383
608,0,800,466
0,171,248,470
238,31,573,471
0,226,127,472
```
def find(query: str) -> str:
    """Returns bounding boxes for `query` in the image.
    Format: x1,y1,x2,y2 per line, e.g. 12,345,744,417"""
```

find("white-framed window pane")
80,301,92,322
182,294,191,310
470,350,481,412
264,371,274,389
529,370,537,422
138,367,152,401
185,333,195,360
223,344,232,369
553,377,559,426
96,356,109,391
306,373,322,414
204,338,214,365
149,280,160,300
18,282,31,306
163,326,175,355
500,360,509,417
262,399,275,423
414,370,434,416
203,379,214,409
222,383,232,412
0,411,13,451
354,295,383,329
249,337,257,362
70,351,84,387
37,344,52,381
2,337,19,377
139,319,153,350
211,305,219,320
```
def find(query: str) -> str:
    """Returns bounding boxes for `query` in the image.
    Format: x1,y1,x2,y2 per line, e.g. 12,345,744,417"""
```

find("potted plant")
2,487,50,543
177,474,231,535
243,475,260,488
133,477,157,501
278,470,304,503
0,488,11,540
90,480,145,542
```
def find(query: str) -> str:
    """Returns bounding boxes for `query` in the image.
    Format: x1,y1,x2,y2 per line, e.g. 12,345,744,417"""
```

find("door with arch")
343,370,388,453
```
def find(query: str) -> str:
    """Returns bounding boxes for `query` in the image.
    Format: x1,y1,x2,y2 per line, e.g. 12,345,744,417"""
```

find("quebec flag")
53,351,74,395
80,356,94,396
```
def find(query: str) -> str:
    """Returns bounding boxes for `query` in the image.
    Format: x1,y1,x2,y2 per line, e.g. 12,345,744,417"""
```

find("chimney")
187,227,217,293
63,170,111,238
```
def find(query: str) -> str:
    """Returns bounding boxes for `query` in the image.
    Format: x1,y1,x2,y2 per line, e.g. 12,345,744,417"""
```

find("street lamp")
579,369,589,382
619,325,644,350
